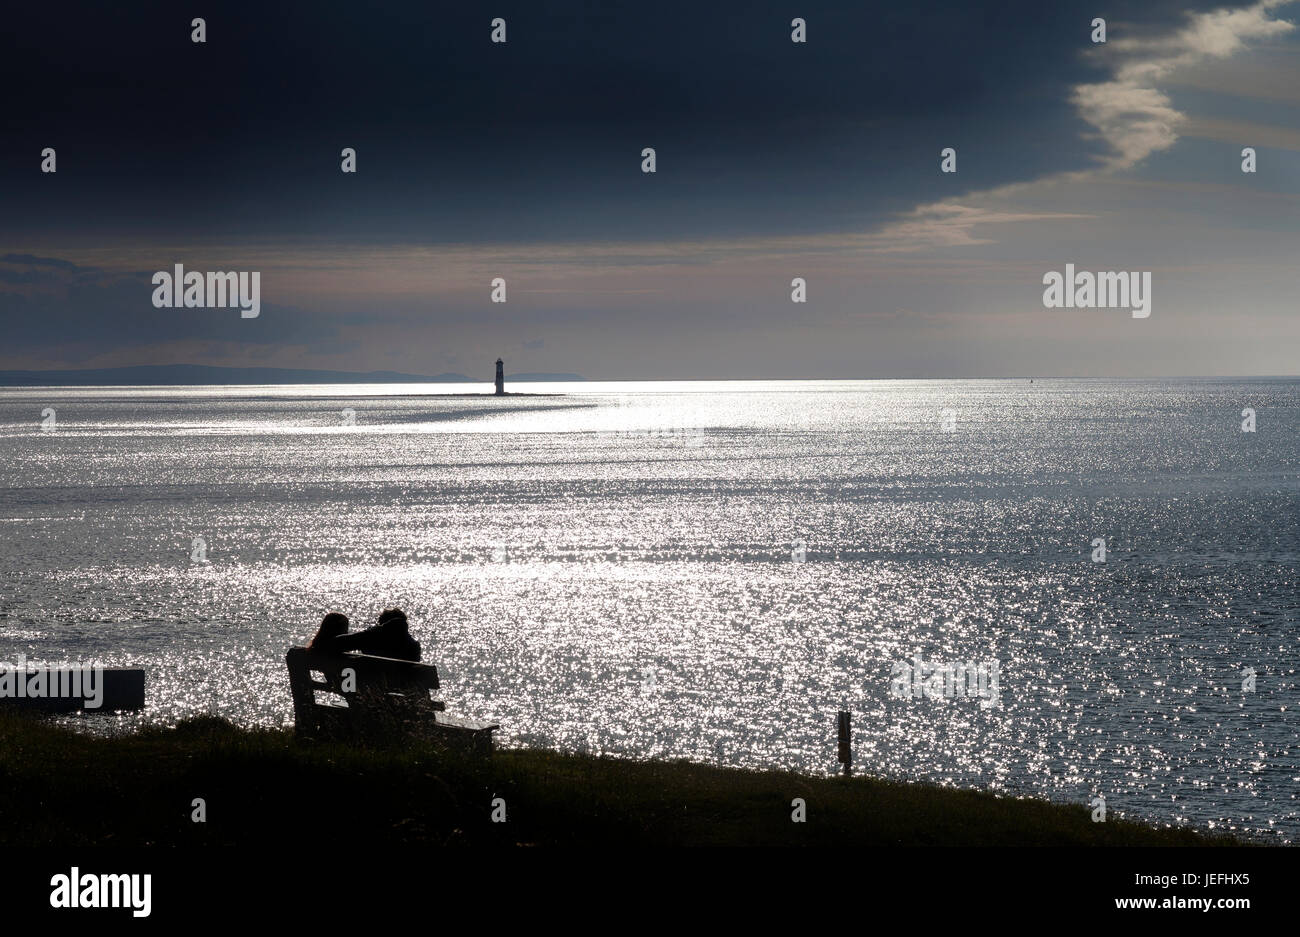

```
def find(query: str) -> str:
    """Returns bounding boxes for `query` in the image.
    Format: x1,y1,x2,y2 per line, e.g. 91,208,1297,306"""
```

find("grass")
0,712,1246,846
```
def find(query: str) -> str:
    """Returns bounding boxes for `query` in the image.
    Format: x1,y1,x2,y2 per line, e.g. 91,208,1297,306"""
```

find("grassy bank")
0,713,1243,846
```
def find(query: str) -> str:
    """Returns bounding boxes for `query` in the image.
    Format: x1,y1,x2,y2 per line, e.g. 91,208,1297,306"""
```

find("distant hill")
0,364,585,386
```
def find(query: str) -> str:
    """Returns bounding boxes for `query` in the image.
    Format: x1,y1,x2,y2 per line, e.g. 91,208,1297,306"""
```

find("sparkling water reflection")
0,379,1296,841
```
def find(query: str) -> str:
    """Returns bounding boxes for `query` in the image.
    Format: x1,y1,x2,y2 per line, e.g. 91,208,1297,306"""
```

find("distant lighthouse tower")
494,358,505,396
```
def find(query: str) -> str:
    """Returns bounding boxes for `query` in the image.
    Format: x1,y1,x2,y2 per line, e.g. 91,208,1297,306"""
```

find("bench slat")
286,646,495,752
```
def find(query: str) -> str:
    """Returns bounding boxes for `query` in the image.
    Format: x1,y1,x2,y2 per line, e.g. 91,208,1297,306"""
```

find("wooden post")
837,710,852,776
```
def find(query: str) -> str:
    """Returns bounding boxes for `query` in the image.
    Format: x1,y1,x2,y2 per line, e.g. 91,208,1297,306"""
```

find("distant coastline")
0,364,585,387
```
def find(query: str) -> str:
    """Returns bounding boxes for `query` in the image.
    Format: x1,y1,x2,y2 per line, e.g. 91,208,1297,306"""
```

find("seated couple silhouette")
307,608,421,662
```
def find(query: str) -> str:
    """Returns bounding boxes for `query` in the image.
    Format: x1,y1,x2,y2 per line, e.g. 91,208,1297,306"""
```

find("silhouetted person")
307,612,349,652
324,607,420,661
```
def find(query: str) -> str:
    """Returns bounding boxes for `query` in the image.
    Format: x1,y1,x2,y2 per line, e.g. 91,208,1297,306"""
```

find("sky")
1,0,1297,379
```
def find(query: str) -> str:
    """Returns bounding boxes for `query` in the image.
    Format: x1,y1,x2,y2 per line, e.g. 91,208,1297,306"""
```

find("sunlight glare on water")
0,378,1297,841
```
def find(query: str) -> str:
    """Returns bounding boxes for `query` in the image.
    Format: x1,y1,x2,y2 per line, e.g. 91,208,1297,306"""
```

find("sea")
1,378,1296,841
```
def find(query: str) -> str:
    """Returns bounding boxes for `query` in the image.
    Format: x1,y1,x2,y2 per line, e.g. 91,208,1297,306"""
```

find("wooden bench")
0,667,145,712
285,647,498,755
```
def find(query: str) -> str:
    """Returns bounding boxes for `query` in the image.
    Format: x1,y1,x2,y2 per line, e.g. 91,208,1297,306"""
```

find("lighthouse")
494,358,505,396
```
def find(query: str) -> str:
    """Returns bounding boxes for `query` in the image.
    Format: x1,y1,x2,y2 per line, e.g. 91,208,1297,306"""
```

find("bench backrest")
285,646,440,737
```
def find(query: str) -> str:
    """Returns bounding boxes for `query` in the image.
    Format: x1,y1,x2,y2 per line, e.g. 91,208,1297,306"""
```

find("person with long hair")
306,611,349,652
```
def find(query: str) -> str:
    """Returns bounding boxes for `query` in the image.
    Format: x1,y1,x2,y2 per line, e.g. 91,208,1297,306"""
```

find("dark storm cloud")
1,0,1235,242
1,254,82,270
0,257,336,361
5,1,1289,377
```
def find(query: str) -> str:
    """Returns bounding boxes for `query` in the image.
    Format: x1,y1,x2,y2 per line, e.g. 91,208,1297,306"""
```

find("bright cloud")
1073,0,1296,170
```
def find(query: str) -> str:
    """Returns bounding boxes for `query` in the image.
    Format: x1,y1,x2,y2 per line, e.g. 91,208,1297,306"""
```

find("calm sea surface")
1,379,1297,840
